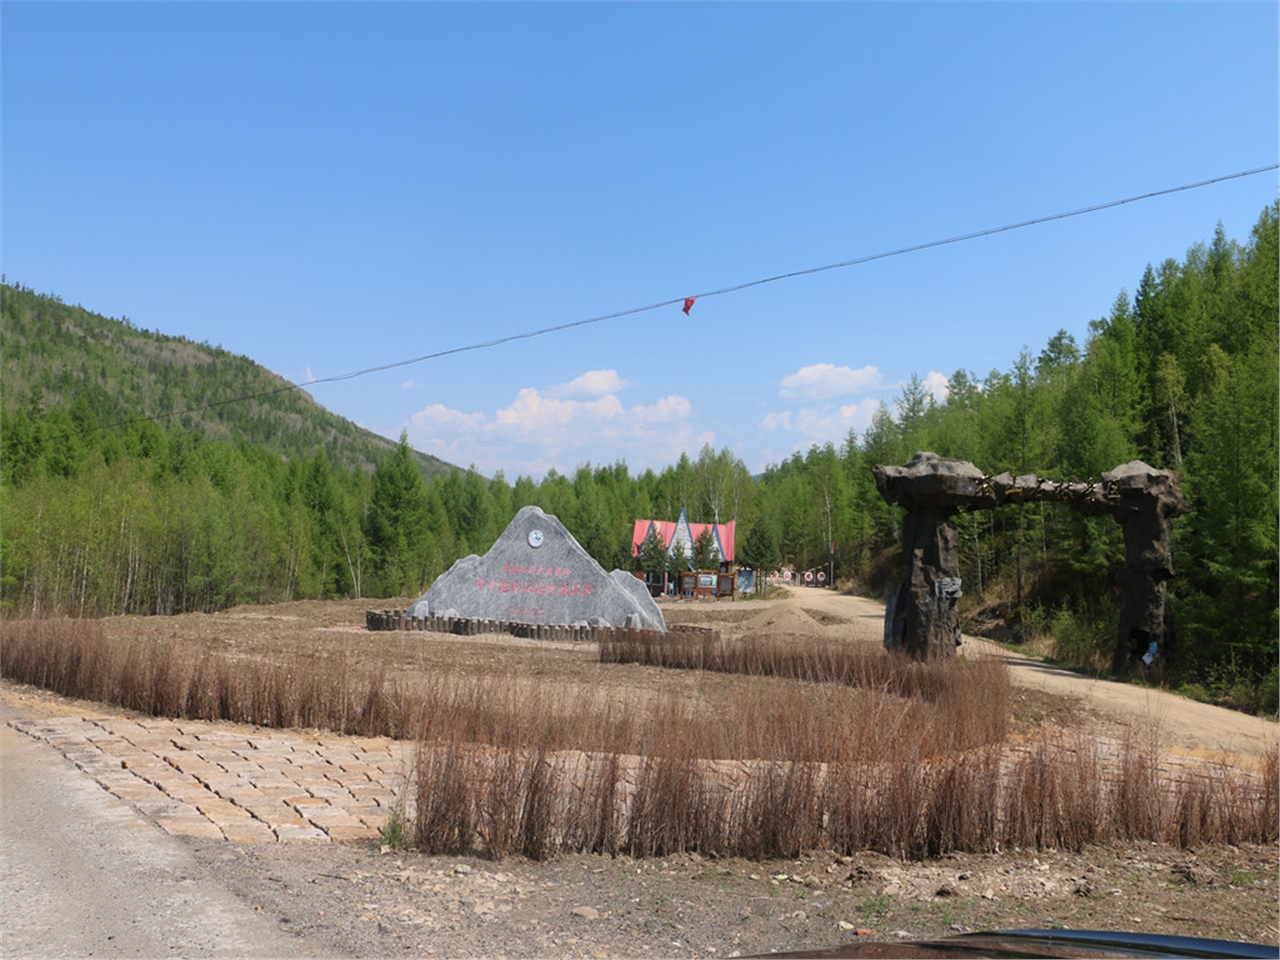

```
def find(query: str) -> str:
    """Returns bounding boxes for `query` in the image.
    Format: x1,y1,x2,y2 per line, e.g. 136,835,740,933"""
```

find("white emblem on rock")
527,529,544,548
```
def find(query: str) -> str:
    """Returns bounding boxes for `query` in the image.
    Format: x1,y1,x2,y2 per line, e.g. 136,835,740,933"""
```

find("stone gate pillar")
1101,462,1189,675
890,505,963,659
874,454,992,660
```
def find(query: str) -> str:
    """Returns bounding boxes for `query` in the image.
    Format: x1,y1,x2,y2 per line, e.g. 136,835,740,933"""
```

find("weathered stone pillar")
897,505,963,659
874,453,989,660
1101,462,1189,675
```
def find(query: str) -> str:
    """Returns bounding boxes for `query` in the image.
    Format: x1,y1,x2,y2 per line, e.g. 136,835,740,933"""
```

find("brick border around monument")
365,611,714,645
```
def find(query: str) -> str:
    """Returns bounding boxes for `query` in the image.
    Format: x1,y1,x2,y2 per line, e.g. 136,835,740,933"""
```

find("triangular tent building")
631,507,735,571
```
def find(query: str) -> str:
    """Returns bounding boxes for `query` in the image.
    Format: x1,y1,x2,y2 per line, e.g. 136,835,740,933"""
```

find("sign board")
804,571,813,582
817,571,826,582
698,573,716,588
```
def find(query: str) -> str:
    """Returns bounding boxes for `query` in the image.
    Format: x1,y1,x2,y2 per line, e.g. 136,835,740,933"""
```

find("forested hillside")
1,205,1275,711
0,284,453,477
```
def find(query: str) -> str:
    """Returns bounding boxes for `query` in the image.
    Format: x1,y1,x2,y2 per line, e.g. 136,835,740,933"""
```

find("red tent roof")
632,518,735,563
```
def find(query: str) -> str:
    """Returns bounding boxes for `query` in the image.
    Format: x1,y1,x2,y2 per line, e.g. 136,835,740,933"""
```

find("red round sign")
804,571,813,582
817,571,826,582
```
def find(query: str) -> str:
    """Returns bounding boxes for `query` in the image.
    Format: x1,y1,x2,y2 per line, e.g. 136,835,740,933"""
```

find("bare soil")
181,830,1277,958
19,589,1279,955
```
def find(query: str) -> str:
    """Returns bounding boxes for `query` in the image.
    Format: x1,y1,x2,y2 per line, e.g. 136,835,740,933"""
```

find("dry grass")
3,615,1275,862
601,629,1011,756
0,617,419,737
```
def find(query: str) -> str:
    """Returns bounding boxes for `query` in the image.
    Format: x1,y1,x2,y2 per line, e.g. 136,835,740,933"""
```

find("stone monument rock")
407,505,666,632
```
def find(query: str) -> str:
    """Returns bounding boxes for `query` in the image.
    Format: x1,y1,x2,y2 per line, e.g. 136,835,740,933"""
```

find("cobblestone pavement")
5,696,413,846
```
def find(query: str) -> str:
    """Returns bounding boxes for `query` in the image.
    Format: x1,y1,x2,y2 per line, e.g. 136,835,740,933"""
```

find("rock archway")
873,453,1188,670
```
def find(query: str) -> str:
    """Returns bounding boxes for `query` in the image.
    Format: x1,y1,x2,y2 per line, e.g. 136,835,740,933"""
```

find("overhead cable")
92,163,1278,433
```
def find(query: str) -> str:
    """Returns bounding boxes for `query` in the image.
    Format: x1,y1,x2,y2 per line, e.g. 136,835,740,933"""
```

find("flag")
682,297,696,315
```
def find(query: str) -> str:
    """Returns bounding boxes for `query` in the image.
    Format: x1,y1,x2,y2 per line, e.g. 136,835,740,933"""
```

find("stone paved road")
0,699,344,957
4,689,413,847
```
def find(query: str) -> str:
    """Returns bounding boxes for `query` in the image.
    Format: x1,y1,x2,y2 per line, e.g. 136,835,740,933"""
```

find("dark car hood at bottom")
755,929,1279,959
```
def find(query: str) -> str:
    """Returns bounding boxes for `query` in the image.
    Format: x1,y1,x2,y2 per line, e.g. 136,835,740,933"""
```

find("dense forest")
2,205,1276,711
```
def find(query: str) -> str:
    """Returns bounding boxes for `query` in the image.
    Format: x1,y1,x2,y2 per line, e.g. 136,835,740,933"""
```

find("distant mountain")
0,283,455,477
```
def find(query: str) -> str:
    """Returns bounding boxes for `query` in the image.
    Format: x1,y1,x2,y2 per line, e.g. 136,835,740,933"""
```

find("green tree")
739,521,780,573
693,525,720,569
895,373,932,451
637,526,669,577
1179,343,1278,678
364,431,430,597
693,443,753,525
1153,352,1187,467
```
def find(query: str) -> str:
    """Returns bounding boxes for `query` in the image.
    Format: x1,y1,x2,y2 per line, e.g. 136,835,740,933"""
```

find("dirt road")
779,585,1277,765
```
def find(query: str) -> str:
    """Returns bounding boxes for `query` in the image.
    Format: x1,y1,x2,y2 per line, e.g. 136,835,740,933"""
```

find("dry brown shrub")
6,616,1276,862
1111,725,1163,840
920,747,1002,856
413,739,483,856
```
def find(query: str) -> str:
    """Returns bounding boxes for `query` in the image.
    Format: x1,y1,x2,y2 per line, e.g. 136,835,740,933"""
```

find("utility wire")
693,165,1279,300
92,163,1278,433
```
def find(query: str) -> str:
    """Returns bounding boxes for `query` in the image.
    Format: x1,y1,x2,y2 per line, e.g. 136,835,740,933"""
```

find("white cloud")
757,397,881,449
404,372,700,477
923,371,950,404
546,369,630,398
839,397,884,426
790,405,863,439
758,411,793,432
411,403,488,431
495,388,625,428
631,395,693,423
778,363,886,401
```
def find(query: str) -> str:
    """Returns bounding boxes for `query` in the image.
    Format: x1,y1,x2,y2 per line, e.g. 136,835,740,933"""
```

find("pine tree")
740,521,780,573
364,431,430,597
637,526,669,577
693,525,719,570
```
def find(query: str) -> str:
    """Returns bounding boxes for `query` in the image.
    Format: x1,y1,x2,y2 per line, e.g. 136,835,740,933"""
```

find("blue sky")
5,3,1276,478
